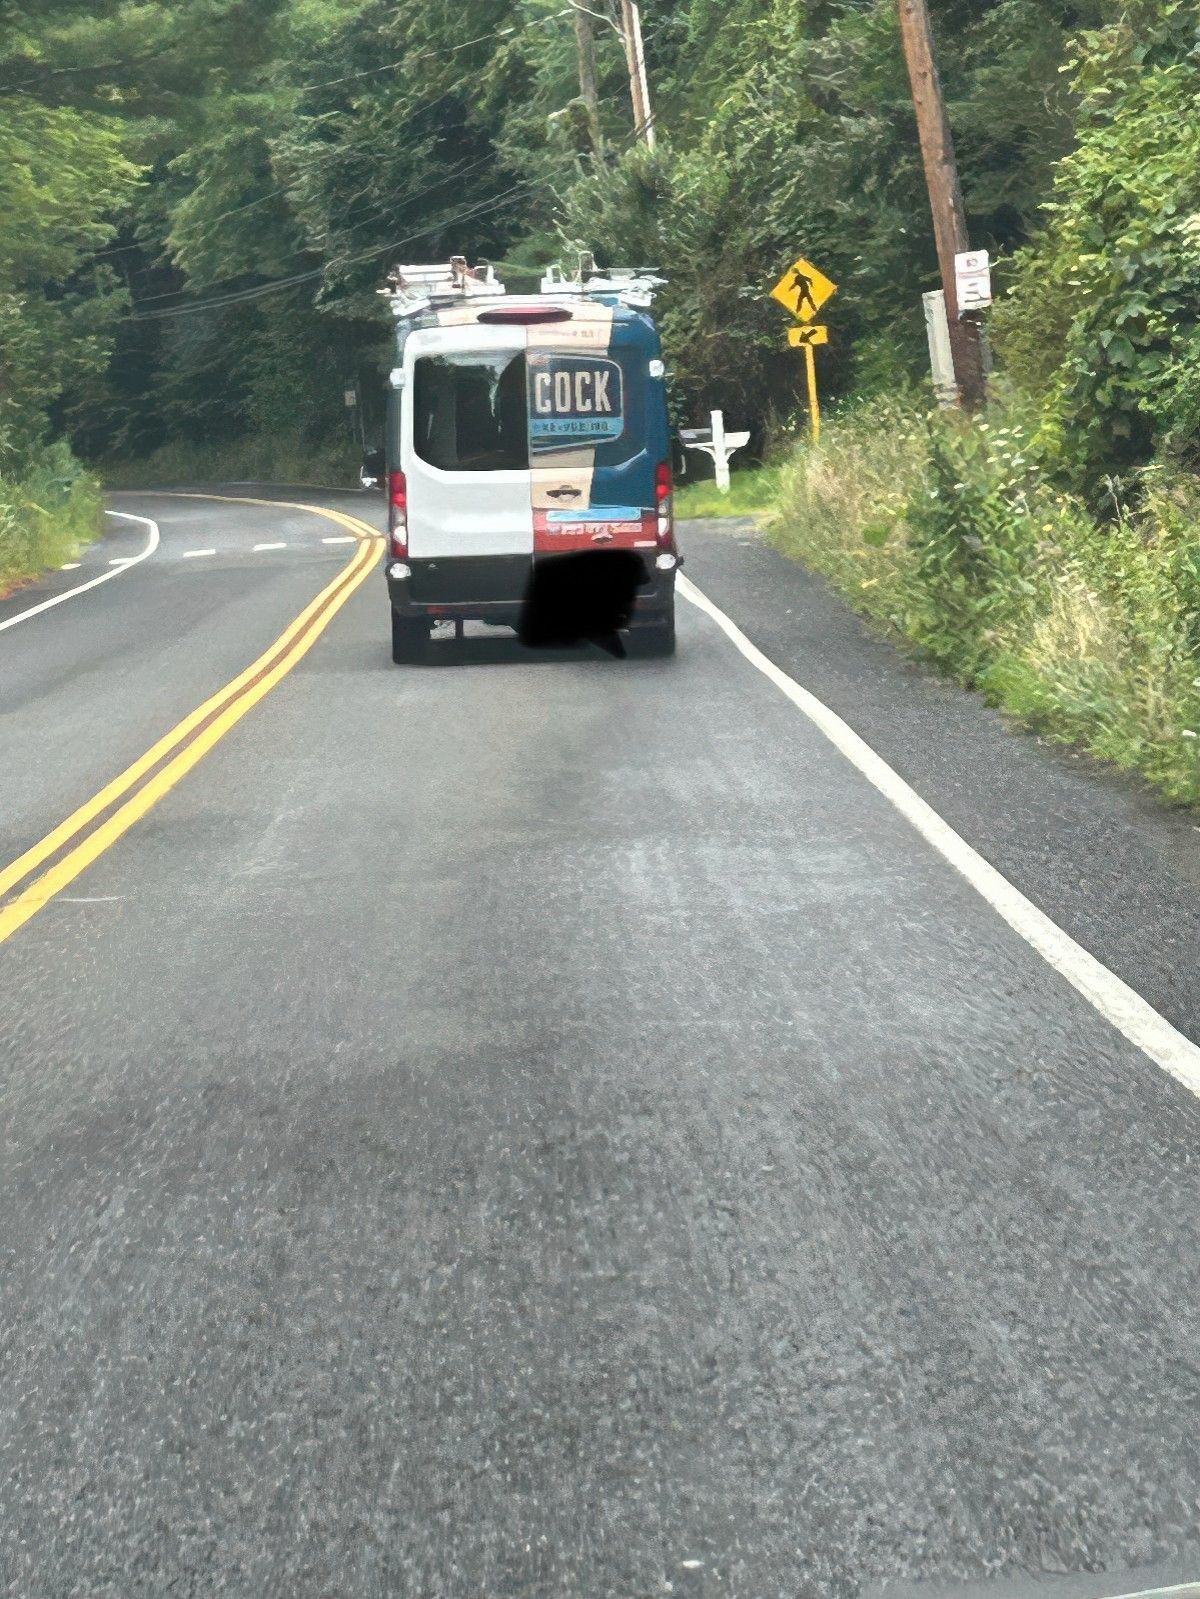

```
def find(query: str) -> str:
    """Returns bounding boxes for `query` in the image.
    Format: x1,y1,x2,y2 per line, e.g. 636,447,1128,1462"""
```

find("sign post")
711,409,729,493
772,256,837,446
804,346,821,447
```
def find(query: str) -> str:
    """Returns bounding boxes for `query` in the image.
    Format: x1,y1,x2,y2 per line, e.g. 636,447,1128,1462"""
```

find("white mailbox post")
678,410,751,494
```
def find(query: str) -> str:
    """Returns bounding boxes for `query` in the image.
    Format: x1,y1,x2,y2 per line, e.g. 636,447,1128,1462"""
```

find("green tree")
994,2,1200,491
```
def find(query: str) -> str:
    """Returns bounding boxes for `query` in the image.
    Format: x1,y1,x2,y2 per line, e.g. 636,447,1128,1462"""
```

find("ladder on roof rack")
541,252,665,309
378,255,506,319
379,252,666,319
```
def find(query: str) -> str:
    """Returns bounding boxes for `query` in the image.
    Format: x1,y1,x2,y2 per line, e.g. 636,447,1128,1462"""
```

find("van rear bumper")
387,553,676,626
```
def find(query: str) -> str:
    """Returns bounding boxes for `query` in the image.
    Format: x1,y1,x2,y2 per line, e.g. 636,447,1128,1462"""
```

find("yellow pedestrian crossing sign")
771,257,837,323
788,324,829,348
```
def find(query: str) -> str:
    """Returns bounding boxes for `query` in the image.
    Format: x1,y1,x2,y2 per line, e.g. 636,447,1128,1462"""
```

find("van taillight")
388,470,408,556
655,461,674,548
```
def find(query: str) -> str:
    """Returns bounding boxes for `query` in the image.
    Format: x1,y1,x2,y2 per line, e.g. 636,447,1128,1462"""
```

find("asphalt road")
2,490,1199,1599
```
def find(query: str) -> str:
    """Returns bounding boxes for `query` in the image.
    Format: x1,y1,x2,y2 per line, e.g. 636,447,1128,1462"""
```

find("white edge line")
1101,1587,1200,1599
0,511,160,636
678,571,1200,1096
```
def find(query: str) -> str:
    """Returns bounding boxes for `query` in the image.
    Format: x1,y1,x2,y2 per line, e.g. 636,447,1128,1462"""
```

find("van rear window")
413,351,528,472
413,350,631,471
527,354,624,454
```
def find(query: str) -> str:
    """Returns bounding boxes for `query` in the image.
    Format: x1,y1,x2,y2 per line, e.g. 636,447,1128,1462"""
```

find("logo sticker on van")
527,355,624,452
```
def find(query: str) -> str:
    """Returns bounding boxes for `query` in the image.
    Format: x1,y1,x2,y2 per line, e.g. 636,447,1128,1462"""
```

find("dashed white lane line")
0,511,160,636
679,572,1200,1098
322,535,356,545
253,541,288,552
181,548,217,559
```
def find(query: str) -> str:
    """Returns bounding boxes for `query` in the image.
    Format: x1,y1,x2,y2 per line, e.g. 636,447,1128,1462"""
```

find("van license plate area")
409,556,532,604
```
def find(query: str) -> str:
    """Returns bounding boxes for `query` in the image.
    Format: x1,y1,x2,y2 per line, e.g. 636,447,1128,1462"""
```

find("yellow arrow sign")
771,257,837,323
788,324,829,348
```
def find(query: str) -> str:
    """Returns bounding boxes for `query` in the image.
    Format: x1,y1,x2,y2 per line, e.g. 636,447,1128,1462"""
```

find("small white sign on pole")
954,249,992,313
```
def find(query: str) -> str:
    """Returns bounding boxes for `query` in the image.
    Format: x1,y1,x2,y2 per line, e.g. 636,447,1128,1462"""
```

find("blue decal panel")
528,354,624,453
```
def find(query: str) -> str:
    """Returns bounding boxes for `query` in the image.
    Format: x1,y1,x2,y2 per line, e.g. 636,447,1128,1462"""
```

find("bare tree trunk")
572,2,605,158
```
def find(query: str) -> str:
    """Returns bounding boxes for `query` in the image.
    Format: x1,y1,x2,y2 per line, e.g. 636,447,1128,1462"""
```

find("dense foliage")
993,2,1200,494
3,0,1166,476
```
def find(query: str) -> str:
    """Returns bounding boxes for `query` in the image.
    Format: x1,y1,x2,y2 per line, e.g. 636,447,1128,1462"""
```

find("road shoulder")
679,515,1200,1045
0,510,151,628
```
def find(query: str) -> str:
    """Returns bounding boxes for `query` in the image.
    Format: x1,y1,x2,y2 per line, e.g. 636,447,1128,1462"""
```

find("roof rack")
541,251,665,309
379,255,507,320
379,251,666,321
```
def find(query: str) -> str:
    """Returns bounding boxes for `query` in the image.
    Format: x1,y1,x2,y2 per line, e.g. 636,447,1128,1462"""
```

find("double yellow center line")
0,498,382,947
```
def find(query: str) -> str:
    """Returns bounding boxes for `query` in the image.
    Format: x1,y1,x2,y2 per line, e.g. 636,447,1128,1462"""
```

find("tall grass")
768,393,1200,806
0,440,104,592
674,465,784,520
766,393,928,628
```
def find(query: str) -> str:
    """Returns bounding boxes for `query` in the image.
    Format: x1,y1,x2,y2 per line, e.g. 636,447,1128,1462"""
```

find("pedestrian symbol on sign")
790,269,817,319
770,256,837,323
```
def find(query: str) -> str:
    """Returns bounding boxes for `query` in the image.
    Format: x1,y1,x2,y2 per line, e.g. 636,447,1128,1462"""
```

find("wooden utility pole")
571,2,605,158
897,0,985,411
618,0,655,149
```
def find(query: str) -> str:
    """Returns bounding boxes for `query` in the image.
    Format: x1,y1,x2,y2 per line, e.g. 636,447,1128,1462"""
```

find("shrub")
901,403,1058,673
769,393,1200,806
992,10,1200,497
0,436,104,591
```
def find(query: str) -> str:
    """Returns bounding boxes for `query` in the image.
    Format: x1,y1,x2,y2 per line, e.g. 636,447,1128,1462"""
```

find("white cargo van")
378,259,679,661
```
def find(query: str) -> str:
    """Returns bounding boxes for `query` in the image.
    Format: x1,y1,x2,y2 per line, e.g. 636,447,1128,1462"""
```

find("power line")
291,9,574,94
46,8,576,265
83,128,426,265
126,179,539,323
3,7,573,102
77,89,478,266
0,44,173,95
129,152,502,309
125,96,650,326
57,8,643,312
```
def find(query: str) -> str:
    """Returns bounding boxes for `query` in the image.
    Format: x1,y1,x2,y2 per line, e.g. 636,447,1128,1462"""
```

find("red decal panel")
534,510,656,554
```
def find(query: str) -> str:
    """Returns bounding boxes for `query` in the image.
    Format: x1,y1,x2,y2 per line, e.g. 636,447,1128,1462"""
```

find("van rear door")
403,326,533,560
527,314,665,556
402,314,668,568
